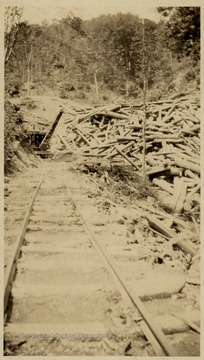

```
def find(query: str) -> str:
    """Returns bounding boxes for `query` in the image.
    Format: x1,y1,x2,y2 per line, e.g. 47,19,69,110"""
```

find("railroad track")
4,163,200,356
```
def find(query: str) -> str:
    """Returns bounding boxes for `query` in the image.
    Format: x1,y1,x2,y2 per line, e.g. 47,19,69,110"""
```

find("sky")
4,0,203,25
20,1,161,25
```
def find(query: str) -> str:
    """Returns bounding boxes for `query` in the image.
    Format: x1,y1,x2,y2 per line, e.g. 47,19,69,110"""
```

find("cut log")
173,176,182,200
162,101,180,123
146,166,170,177
174,182,187,214
146,214,196,256
177,152,200,165
55,129,70,148
170,167,181,176
152,178,174,195
173,156,200,174
114,145,140,171
98,111,129,119
186,183,200,201
172,314,200,334
185,170,200,179
183,199,193,212
74,128,91,146
146,214,176,239
155,310,200,335
117,136,140,141
153,139,183,144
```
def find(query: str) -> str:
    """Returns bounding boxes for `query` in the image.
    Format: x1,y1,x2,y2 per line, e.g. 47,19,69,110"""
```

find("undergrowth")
81,162,159,203
4,100,30,174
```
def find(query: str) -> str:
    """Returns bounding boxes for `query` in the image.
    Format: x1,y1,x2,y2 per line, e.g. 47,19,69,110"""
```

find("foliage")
5,9,200,101
157,7,200,60
4,101,29,173
4,6,23,64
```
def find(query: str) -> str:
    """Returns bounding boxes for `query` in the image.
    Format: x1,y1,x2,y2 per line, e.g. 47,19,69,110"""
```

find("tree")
157,7,200,60
4,6,23,65
85,14,144,97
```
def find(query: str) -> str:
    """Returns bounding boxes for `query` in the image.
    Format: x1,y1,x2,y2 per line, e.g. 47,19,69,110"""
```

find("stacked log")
50,95,200,214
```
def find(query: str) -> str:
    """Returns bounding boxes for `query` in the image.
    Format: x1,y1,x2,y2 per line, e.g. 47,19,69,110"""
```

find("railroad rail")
4,164,200,356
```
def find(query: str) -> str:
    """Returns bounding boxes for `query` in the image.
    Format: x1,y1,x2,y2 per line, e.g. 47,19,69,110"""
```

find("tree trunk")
94,70,99,99
125,76,129,99
22,58,25,83
27,65,30,96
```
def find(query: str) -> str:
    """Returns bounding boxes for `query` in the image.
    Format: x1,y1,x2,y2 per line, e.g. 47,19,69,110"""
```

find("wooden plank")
5,322,109,336
68,191,177,356
12,282,110,298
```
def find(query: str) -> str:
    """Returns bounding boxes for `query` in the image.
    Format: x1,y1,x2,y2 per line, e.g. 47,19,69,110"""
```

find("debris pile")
49,95,200,215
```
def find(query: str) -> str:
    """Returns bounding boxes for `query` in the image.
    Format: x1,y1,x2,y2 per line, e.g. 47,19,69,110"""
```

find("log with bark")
48,96,200,217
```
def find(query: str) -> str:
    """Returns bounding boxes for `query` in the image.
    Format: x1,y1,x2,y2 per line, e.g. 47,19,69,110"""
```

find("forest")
5,6,200,103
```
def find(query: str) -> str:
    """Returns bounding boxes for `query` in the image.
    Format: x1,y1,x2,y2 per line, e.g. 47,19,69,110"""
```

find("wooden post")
142,18,147,181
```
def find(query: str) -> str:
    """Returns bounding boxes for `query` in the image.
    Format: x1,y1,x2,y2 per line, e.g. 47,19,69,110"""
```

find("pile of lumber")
49,95,200,214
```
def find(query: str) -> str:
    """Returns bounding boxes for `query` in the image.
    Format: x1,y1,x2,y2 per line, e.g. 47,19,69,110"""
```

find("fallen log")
152,178,174,195
114,145,141,171
74,128,92,146
98,111,129,120
185,170,200,179
146,214,197,257
186,183,200,201
178,152,200,165
152,139,183,144
172,314,200,334
155,310,200,335
174,181,187,214
173,156,200,174
162,102,180,123
55,131,70,148
146,166,170,177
